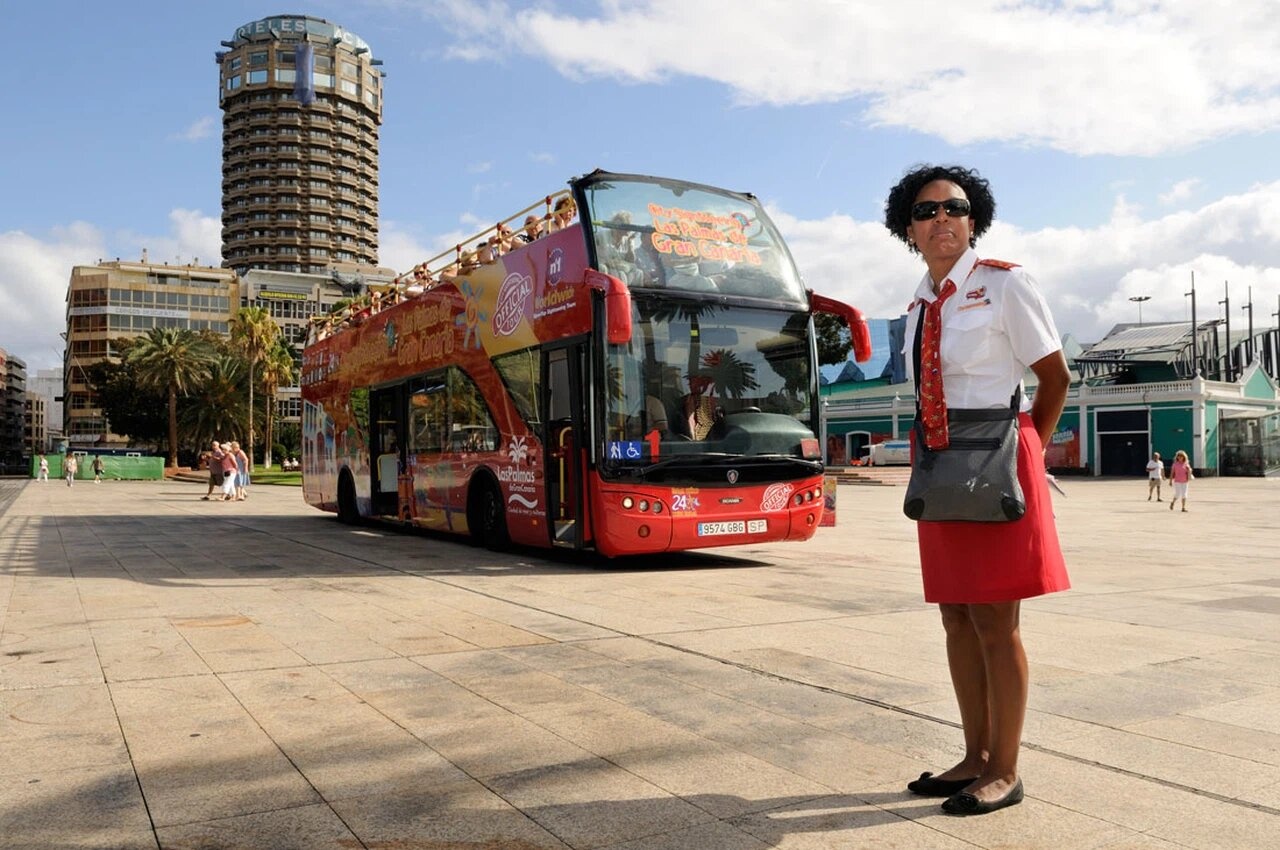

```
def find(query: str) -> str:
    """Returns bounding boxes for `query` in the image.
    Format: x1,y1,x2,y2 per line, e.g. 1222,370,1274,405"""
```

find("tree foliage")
85,338,167,447
127,327,216,466
814,312,852,367
229,306,281,464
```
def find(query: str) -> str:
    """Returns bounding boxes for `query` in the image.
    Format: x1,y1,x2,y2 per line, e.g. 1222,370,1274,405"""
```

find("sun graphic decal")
455,281,488,349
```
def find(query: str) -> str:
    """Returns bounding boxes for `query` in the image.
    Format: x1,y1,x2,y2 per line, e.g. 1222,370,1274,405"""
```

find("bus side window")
447,368,498,453
410,381,446,455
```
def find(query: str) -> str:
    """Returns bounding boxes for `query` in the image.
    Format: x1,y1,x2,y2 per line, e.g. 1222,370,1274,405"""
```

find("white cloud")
422,0,1280,156
170,116,216,142
467,161,493,173
0,210,222,371
776,180,1280,344
529,151,555,164
1159,178,1201,205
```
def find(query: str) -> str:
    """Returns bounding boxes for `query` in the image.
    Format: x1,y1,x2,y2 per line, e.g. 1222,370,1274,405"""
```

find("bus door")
369,385,406,518
543,343,587,547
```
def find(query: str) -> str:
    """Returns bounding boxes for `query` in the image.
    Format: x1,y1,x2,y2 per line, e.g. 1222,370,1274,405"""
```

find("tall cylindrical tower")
217,15,383,275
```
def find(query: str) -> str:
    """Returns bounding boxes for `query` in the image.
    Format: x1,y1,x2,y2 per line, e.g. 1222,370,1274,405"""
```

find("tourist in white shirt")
1145,451,1164,501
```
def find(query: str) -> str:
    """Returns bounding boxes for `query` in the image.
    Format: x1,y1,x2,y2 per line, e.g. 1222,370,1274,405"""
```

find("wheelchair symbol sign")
608,441,644,461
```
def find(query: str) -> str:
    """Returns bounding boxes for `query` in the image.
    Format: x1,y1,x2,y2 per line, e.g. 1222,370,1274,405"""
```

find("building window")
228,57,242,71
340,79,359,96
247,70,268,85
276,68,296,84
341,61,358,78
277,50,295,64
248,51,269,66
226,75,242,91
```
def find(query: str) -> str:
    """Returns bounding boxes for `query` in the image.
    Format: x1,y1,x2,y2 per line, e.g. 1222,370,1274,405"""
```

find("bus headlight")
638,499,649,512
622,496,634,509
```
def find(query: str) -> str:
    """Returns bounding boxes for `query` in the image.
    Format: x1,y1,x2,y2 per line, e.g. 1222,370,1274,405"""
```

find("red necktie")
919,279,957,450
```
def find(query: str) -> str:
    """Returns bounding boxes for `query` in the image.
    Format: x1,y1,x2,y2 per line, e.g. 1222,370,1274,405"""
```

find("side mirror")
585,269,633,345
808,291,872,363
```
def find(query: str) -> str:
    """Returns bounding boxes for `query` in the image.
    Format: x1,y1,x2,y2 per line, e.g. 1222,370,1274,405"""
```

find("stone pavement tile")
1185,690,1280,736
1031,670,1215,727
416,710,598,780
600,819,770,850
110,676,320,827
156,803,359,850
0,622,102,690
1017,748,1277,848
485,758,714,849
330,777,571,849
608,744,834,819
720,646,948,707
1092,838,1195,849
88,617,211,682
728,794,978,849
1059,724,1280,800
901,793,1133,850
1124,714,1280,767
0,683,129,776
0,763,154,850
169,613,309,673
220,666,470,800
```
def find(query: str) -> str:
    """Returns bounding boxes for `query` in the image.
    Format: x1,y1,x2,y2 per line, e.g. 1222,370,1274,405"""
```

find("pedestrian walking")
1145,451,1164,501
886,164,1071,817
92,455,105,483
1169,450,1193,512
64,454,78,487
231,441,250,501
218,443,238,501
203,440,225,500
37,454,49,481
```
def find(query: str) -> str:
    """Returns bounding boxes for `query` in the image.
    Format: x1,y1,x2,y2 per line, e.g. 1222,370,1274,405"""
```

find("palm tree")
127,327,216,467
258,341,297,468
180,354,249,449
229,306,280,465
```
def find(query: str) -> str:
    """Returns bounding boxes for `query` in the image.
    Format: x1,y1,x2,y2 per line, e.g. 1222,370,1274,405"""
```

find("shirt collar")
912,247,980,304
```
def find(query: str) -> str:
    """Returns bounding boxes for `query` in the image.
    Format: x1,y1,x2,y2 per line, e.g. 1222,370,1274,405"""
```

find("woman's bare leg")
965,600,1027,801
937,603,989,780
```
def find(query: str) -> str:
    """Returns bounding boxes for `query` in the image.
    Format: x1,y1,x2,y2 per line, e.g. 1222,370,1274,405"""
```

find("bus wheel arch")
336,468,360,524
467,472,509,550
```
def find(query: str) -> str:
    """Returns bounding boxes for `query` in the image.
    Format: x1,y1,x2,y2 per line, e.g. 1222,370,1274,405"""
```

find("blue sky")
3,0,1279,371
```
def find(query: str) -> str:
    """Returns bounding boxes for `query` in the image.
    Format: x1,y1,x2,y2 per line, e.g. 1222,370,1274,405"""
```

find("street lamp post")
1242,286,1254,366
1218,281,1232,382
1185,271,1198,376
1128,295,1151,326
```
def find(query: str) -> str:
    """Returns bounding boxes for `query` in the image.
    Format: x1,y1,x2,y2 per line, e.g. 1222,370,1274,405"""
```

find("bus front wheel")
469,479,509,550
337,472,360,525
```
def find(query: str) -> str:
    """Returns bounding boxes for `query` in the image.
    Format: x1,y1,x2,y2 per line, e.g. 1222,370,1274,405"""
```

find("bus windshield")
603,298,816,474
579,174,807,305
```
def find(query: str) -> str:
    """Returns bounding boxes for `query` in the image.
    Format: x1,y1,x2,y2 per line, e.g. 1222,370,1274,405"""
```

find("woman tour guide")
885,164,1071,815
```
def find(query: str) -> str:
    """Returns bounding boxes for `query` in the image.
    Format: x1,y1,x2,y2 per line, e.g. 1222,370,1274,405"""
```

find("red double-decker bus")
301,170,869,556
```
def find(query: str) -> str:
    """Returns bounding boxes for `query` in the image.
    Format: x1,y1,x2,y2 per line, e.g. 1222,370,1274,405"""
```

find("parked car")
863,439,911,466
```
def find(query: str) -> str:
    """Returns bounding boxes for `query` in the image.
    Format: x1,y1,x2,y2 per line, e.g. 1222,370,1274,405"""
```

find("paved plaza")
1,474,1278,849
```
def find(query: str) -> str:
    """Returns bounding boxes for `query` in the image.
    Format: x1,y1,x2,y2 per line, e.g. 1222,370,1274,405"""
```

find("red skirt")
916,413,1070,604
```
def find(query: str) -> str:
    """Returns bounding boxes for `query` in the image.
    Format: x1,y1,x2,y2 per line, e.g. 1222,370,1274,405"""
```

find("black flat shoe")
942,778,1024,816
907,772,978,797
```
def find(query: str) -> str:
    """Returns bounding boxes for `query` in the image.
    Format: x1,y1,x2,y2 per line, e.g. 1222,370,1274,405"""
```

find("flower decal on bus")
493,272,532,337
760,483,794,513
455,281,488,349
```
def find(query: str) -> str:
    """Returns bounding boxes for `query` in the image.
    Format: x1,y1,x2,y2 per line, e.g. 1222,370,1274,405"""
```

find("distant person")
219,443,238,501
92,455,105,484
231,441,250,501
1169,450,1193,512
1145,451,1164,501
37,454,49,482
203,440,225,500
64,454,78,488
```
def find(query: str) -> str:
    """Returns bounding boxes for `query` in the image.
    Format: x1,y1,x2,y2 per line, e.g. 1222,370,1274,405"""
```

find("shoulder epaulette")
976,258,1020,270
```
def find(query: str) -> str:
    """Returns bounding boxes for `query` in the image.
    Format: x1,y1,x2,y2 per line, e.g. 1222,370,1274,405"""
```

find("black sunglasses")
910,198,972,221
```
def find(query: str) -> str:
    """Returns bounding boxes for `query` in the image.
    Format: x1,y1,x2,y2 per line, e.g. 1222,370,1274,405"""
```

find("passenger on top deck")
517,214,544,244
598,211,645,287
549,196,577,232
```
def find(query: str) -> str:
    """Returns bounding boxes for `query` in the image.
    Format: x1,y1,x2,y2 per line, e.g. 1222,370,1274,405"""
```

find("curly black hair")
883,164,996,254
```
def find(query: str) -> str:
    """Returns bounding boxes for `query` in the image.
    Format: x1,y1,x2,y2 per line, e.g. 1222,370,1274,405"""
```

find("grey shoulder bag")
903,312,1026,523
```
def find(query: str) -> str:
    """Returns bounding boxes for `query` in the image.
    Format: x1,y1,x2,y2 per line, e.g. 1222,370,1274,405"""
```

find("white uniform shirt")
903,248,1061,411
1146,459,1163,480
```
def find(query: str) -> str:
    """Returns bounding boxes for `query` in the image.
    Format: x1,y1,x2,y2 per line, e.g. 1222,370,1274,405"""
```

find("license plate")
698,519,767,536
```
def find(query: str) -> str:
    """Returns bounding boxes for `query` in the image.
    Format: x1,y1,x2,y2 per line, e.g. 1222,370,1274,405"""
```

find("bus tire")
469,478,509,550
337,471,360,525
